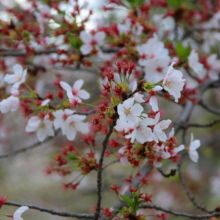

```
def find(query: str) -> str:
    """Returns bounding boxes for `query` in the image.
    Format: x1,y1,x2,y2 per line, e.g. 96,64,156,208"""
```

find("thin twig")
5,201,93,219
102,159,119,170
0,49,58,57
157,168,176,178
177,164,213,213
139,203,219,219
0,134,58,159
199,100,220,115
93,120,116,220
181,117,220,128
74,110,96,115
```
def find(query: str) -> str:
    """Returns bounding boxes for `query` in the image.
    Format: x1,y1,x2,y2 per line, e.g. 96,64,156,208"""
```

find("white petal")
80,44,92,55
94,31,106,43
73,79,84,90
132,81,137,92
36,128,47,142
149,96,159,112
80,31,92,43
60,81,73,99
13,64,23,76
75,122,89,134
78,90,90,100
4,74,17,84
14,206,29,220
189,150,199,163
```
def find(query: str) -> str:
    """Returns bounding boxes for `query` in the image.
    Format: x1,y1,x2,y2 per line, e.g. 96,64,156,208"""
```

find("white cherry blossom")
53,109,75,133
60,79,90,103
117,97,143,125
207,54,220,80
188,133,201,163
153,144,171,167
0,95,19,114
153,113,172,143
162,62,185,102
25,115,54,142
188,50,206,79
80,31,106,55
13,206,29,220
132,81,144,103
125,118,154,144
63,115,89,141
172,145,185,156
118,146,128,166
114,118,134,133
4,64,27,92
149,86,163,112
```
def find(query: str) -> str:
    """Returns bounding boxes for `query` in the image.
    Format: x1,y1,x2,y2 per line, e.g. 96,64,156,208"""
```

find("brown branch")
177,164,213,213
0,49,58,57
139,203,219,219
181,117,220,128
199,100,220,115
93,120,117,220
157,168,176,178
102,159,119,170
74,110,96,115
4,201,93,219
0,133,58,159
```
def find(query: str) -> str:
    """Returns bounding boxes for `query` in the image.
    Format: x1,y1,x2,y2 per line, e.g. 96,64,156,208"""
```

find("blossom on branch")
188,133,201,163
60,79,90,103
4,64,27,92
162,62,185,102
0,95,20,114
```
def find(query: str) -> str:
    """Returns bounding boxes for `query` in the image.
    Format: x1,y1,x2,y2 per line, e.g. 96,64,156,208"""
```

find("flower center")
72,89,78,96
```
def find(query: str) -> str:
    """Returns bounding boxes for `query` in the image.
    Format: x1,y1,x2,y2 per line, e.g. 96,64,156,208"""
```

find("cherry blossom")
132,81,144,103
117,97,143,124
13,206,29,220
172,145,185,156
25,115,54,142
53,109,75,133
162,62,185,102
62,115,89,141
188,50,206,79
153,144,171,167
149,86,163,112
188,133,201,163
4,64,27,92
125,118,154,144
80,31,106,55
0,95,20,114
60,79,90,103
137,35,171,83
118,146,128,166
41,99,50,106
114,118,134,133
153,113,172,143
206,54,220,80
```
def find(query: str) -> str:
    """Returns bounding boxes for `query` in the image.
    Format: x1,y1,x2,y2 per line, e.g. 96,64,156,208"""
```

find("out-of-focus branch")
93,120,117,220
0,133,59,159
102,159,119,170
157,168,176,178
177,164,213,213
181,117,220,128
5,201,93,219
139,203,219,219
0,49,58,57
74,110,96,115
199,100,220,115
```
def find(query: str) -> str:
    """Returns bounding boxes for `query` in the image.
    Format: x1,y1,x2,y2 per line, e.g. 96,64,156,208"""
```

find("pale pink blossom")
60,79,90,103
162,62,185,102
118,146,128,166
172,145,185,156
80,31,106,55
207,54,220,80
153,144,171,167
41,99,50,106
132,81,144,103
52,109,75,133
114,118,134,133
0,96,20,114
149,86,163,111
63,115,89,141
188,50,206,79
117,97,143,125
153,113,172,143
25,115,54,142
125,118,154,144
13,206,29,220
188,133,200,163
4,64,27,92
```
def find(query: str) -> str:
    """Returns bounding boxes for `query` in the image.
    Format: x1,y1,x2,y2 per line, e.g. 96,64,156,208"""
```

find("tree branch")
139,203,219,219
0,133,58,159
177,163,213,213
180,117,220,128
93,120,117,220
4,201,93,219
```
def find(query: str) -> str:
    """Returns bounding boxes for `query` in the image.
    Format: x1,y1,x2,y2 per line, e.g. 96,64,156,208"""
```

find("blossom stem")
24,82,33,92
80,103,98,108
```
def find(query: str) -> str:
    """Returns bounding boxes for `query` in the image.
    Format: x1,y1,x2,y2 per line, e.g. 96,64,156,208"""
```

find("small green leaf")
176,41,191,62
67,152,79,161
137,199,146,206
167,0,184,7
120,194,134,207
69,36,82,51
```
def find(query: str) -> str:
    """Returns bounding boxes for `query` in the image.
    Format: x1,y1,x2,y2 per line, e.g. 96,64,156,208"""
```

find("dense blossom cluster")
0,0,220,219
